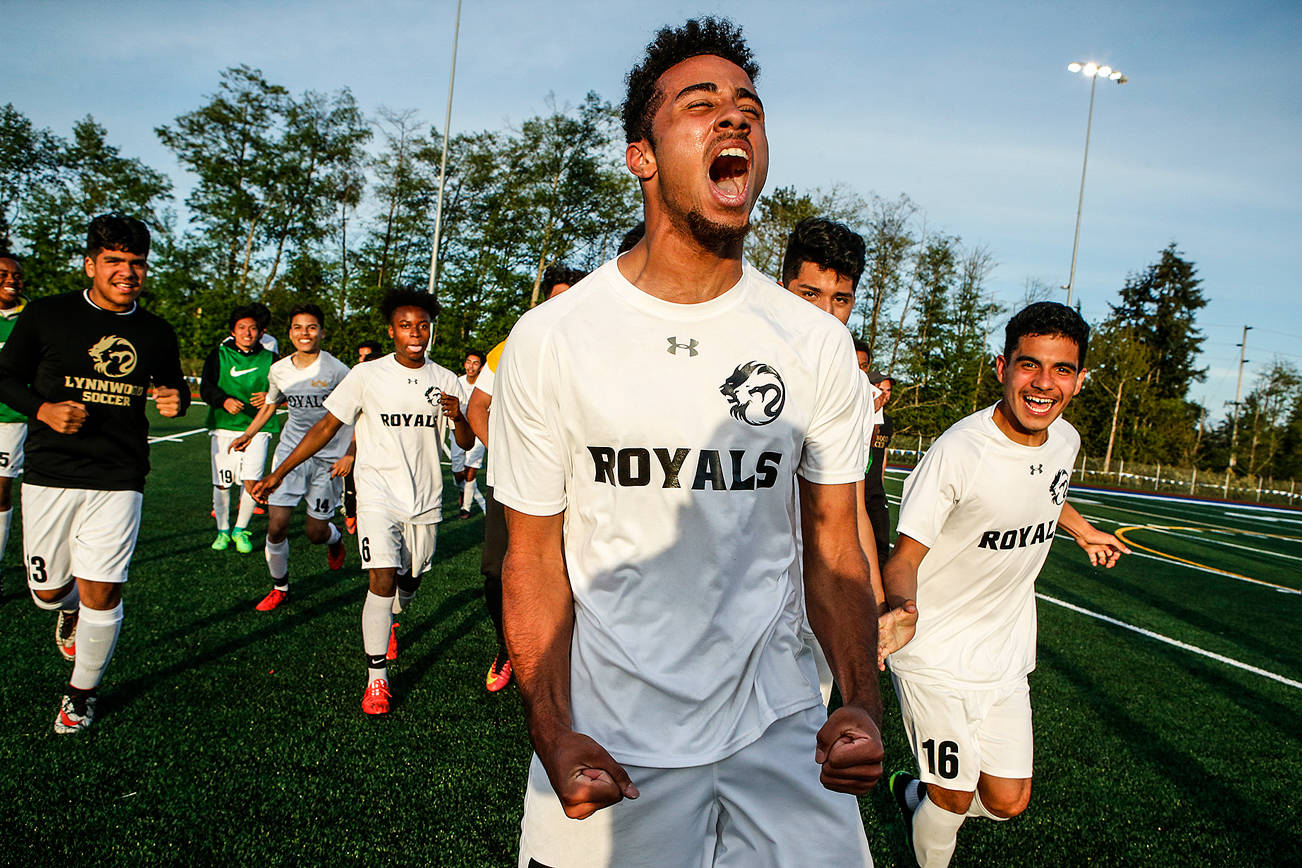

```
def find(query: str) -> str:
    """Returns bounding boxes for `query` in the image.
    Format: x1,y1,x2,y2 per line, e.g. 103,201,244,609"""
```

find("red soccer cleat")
327,537,345,570
362,679,391,715
386,622,398,661
486,656,513,692
345,515,357,535
255,588,288,611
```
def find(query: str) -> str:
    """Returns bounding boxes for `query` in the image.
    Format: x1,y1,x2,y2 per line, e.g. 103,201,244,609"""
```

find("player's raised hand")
222,397,245,415
330,455,355,478
38,400,89,434
815,705,884,794
438,392,461,420
249,473,281,504
540,730,639,820
1074,527,1130,568
877,601,918,670
154,385,183,417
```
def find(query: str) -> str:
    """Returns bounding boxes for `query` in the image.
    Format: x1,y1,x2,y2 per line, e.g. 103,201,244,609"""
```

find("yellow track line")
1114,525,1299,593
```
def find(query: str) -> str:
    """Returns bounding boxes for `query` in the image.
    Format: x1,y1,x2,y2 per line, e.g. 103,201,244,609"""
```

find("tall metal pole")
427,0,463,298
1227,324,1252,470
1064,72,1098,308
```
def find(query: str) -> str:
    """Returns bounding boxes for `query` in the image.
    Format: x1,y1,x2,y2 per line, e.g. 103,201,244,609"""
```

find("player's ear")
83,256,95,279
387,325,395,340
994,354,1007,383
626,140,656,181
1072,367,1087,396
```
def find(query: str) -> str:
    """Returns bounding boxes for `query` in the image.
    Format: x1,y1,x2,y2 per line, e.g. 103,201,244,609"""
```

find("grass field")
2,408,1299,866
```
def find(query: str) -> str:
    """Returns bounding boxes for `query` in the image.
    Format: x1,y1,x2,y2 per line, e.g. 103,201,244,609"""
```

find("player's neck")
394,352,426,370
464,372,478,384
993,400,1050,447
618,218,745,304
291,349,320,369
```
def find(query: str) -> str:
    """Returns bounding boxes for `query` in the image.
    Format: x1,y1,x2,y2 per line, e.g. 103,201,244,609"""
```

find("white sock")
0,506,12,559
905,778,924,811
235,489,257,529
473,484,486,512
913,791,966,868
461,479,476,512
326,523,341,546
394,575,420,614
966,791,1010,821
265,537,289,586
362,591,393,683
213,486,231,531
69,602,124,691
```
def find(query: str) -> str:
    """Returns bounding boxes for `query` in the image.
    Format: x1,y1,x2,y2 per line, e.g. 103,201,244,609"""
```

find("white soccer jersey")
491,260,867,768
324,353,463,524
266,351,353,461
454,373,484,452
889,404,1081,687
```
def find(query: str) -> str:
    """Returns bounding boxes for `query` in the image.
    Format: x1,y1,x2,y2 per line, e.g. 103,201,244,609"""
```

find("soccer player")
252,289,471,715
451,349,487,519
201,305,278,553
464,265,583,693
341,340,384,535
877,302,1129,867
356,340,382,363
0,254,29,592
864,367,895,567
780,217,886,704
229,303,350,611
491,18,882,866
0,215,189,733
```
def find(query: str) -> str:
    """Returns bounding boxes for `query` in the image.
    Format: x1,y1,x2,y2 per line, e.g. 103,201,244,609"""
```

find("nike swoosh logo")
229,366,258,377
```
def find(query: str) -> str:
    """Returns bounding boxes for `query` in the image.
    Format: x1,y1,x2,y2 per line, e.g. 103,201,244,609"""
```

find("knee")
925,785,974,815
303,524,328,545
983,783,1032,818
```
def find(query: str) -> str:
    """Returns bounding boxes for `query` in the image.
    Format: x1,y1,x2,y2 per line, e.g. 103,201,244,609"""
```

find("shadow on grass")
391,587,487,700
1039,643,1295,858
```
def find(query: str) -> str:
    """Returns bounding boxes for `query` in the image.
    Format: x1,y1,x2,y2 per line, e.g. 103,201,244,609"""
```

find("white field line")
147,428,207,444
1154,527,1302,564
1037,592,1302,690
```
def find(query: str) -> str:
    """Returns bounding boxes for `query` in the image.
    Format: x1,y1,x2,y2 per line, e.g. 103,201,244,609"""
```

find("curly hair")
622,17,759,145
86,214,150,257
1003,302,1091,368
380,288,438,324
781,217,866,290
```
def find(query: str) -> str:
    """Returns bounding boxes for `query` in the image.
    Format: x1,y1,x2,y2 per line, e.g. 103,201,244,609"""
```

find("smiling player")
493,18,881,866
252,289,471,715
878,301,1129,867
229,303,351,611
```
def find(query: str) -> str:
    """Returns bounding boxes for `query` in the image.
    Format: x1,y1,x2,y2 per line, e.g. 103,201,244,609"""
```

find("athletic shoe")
345,516,357,535
53,694,96,735
253,505,266,515
55,610,78,661
486,655,513,692
255,588,288,612
231,529,253,554
458,509,471,520
386,623,398,661
327,537,345,570
889,770,918,857
211,531,232,551
362,679,391,715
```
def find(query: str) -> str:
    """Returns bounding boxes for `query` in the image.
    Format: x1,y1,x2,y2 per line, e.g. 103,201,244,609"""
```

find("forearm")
502,509,575,751
1057,501,1093,539
881,554,919,611
466,390,490,445
240,402,279,438
198,352,228,407
451,414,475,451
855,478,886,615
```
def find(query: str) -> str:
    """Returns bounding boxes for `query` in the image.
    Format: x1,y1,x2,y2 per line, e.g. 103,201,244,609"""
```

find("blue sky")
7,0,1300,421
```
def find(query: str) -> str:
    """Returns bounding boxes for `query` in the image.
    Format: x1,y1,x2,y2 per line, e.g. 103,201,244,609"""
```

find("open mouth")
708,146,750,204
1023,393,1056,415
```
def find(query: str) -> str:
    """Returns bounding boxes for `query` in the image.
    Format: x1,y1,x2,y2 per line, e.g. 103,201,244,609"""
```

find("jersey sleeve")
798,328,869,484
488,323,565,515
265,363,285,404
0,301,46,417
322,365,366,426
895,433,970,549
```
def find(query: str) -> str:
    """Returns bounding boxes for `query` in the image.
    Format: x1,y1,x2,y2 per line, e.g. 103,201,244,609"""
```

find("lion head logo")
1049,468,1070,505
424,386,443,407
720,361,786,426
87,335,137,377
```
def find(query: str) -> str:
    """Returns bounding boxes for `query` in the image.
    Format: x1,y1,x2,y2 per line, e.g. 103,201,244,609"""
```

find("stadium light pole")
1228,324,1252,472
1063,61,1126,308
426,0,463,299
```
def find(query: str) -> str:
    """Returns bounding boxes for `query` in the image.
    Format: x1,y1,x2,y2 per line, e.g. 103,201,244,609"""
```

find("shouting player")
0,215,189,733
201,305,278,554
878,302,1129,867
252,289,471,714
0,253,29,591
230,303,351,611
491,18,882,866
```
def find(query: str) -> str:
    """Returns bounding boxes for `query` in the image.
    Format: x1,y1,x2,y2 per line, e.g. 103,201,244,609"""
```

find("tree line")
1,66,1296,484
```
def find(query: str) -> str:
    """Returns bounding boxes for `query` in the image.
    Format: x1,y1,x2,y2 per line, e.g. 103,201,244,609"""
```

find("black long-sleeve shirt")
0,290,190,491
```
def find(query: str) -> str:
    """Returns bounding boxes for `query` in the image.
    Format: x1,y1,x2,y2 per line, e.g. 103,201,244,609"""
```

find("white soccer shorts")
450,439,466,473
355,511,437,577
517,705,874,868
210,430,271,486
0,421,26,478
891,673,1033,791
22,484,143,588
267,447,342,520
462,440,485,470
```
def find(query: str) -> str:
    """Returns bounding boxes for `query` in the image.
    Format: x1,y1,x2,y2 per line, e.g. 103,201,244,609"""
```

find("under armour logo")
408,378,421,384
1030,464,1043,475
667,337,699,356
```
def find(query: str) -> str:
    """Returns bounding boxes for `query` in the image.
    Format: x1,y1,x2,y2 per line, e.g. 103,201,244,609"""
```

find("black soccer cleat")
890,770,919,860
